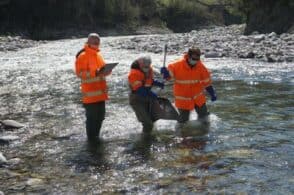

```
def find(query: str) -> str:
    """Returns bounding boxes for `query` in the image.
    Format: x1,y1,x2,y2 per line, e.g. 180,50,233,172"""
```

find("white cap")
88,33,100,40
138,56,152,66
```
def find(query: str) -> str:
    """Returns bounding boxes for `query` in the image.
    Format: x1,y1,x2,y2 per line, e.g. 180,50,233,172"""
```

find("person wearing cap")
75,33,112,142
128,56,164,133
160,47,217,123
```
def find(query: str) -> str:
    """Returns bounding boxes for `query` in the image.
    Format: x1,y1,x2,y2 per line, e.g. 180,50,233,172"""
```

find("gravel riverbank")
110,24,294,62
0,36,43,52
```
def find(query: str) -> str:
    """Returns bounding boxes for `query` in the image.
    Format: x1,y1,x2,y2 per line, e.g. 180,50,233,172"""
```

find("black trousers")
129,93,156,133
83,101,105,141
178,104,209,123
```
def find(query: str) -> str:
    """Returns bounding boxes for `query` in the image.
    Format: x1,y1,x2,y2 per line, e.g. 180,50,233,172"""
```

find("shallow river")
0,36,293,194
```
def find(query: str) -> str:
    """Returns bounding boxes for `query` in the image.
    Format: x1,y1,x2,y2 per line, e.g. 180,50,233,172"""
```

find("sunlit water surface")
0,36,293,194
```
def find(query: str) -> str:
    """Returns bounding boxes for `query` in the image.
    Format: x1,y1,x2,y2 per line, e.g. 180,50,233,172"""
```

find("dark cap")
188,47,201,57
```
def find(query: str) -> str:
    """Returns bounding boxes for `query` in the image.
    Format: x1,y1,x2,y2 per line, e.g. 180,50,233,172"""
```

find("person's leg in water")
178,109,190,123
130,95,154,134
132,103,154,133
195,103,209,122
175,109,190,131
84,101,105,142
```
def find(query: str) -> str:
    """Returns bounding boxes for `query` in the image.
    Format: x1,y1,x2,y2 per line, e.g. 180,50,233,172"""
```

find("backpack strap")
75,48,85,59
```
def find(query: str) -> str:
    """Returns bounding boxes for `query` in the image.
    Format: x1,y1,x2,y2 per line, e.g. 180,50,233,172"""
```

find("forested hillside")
0,0,293,39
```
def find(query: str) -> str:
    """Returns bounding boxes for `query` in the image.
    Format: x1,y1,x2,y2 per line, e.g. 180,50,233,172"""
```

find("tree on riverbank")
241,0,294,34
0,0,244,39
0,0,292,39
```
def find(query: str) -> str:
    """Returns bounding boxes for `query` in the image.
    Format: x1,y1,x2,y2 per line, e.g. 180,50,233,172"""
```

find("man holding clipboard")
75,33,118,142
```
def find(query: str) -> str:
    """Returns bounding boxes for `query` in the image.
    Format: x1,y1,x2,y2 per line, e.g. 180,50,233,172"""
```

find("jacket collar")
84,44,100,54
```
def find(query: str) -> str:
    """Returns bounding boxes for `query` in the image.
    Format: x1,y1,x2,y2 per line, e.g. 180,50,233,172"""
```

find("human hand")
160,67,170,79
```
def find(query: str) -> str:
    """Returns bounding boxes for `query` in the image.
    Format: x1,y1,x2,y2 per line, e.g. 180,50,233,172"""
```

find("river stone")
251,31,260,35
266,54,276,62
0,135,20,141
252,34,265,42
205,52,222,58
26,178,44,187
0,152,7,164
239,35,250,41
0,190,4,195
0,120,25,128
245,51,255,58
8,158,21,165
285,56,294,62
268,32,277,38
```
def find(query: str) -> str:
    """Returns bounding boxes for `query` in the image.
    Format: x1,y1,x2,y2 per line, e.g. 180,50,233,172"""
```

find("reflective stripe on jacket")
75,44,108,104
168,54,212,110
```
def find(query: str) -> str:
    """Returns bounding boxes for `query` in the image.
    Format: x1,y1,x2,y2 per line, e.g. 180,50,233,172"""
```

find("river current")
0,36,293,194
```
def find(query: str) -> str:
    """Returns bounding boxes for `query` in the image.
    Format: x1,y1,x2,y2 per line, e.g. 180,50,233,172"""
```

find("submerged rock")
0,135,20,145
26,178,44,187
8,158,22,165
0,152,7,164
0,120,25,129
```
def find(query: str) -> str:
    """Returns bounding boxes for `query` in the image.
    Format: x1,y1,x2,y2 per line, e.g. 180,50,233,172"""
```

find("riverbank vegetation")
0,0,292,39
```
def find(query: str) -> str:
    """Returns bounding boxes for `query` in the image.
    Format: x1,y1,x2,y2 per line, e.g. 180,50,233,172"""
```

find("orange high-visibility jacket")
75,44,108,104
168,54,212,110
128,68,154,91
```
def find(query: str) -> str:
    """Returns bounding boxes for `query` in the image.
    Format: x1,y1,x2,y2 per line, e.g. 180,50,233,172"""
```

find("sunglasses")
190,57,199,61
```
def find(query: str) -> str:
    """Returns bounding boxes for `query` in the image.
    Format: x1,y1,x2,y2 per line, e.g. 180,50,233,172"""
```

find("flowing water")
0,36,293,194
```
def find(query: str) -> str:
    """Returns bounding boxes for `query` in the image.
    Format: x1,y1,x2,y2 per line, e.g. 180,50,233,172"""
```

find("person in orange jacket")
128,56,164,133
160,47,217,123
75,33,112,142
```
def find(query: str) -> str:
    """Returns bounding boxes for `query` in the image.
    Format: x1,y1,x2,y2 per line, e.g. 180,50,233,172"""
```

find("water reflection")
175,120,210,138
68,140,109,173
0,37,293,194
179,136,208,151
130,133,155,160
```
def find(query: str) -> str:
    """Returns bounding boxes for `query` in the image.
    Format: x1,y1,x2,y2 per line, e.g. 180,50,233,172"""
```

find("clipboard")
98,63,119,73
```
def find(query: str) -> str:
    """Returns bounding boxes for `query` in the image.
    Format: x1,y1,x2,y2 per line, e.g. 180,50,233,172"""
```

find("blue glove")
136,87,149,97
153,80,164,89
149,90,158,99
160,67,170,79
206,86,217,101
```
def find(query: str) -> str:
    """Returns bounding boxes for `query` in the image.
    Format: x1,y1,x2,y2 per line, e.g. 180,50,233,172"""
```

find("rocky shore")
1,24,293,62
110,24,294,62
0,36,42,52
